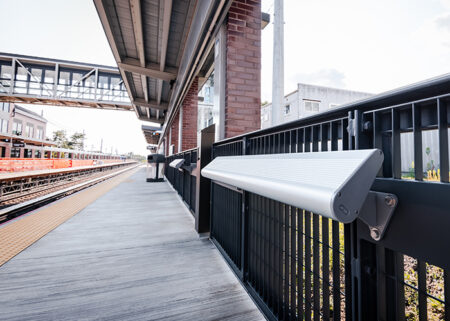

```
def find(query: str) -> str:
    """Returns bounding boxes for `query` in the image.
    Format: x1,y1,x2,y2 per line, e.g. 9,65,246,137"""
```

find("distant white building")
261,83,373,128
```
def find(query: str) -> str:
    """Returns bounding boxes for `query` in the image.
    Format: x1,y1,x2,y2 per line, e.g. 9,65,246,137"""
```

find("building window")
26,123,34,138
0,119,8,133
329,103,339,109
0,102,10,112
36,127,44,140
12,120,22,136
24,149,33,158
304,100,320,112
11,148,20,158
284,104,291,115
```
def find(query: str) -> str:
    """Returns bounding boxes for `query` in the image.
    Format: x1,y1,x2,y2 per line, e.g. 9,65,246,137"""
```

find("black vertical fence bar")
270,198,276,312
413,103,424,180
261,194,266,301
270,134,275,154
332,221,341,321
298,209,304,319
265,197,270,305
305,211,312,321
392,109,401,178
342,118,349,151
297,128,303,153
279,201,284,317
373,111,383,150
285,131,290,153
290,130,297,153
395,252,406,321
321,123,328,152
344,224,353,321
312,214,320,321
290,206,297,319
373,111,384,178
275,200,281,317
312,126,319,152
322,217,330,320
253,194,258,293
284,205,289,319
376,245,387,321
418,260,428,321
256,194,261,294
278,133,283,154
304,127,311,153
250,193,255,289
438,98,449,182
331,121,338,151
348,111,354,150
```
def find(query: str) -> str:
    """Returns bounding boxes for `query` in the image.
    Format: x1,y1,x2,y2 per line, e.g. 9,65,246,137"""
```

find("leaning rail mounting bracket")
169,159,184,171
181,163,197,173
358,191,398,241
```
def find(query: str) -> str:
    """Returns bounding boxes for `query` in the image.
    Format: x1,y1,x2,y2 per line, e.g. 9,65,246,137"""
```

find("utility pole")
271,0,284,127
100,138,103,153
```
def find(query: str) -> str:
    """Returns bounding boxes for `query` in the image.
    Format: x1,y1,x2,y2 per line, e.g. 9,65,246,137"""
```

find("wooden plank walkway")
0,168,264,321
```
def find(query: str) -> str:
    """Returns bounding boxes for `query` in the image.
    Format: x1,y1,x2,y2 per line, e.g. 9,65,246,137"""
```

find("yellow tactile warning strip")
0,166,140,267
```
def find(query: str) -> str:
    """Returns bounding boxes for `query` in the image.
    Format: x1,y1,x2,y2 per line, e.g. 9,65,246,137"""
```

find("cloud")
435,13,450,31
441,0,450,9
289,69,347,89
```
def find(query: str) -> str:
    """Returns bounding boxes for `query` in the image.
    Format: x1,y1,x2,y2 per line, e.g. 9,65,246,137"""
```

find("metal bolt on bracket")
385,195,396,207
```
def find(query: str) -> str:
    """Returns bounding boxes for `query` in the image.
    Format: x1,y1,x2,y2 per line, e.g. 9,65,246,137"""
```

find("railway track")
0,166,129,208
0,163,140,223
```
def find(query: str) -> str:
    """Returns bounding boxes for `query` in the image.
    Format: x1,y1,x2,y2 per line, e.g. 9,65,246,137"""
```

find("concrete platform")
0,168,264,321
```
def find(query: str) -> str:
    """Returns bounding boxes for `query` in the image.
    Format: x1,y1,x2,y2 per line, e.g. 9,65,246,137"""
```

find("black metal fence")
165,148,197,214
209,76,450,321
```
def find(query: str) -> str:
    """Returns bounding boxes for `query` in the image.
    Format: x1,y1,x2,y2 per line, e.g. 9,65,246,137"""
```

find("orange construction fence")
0,158,122,173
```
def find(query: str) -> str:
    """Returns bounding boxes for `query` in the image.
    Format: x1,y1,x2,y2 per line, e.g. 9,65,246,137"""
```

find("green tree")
52,130,70,149
68,132,86,150
52,130,86,150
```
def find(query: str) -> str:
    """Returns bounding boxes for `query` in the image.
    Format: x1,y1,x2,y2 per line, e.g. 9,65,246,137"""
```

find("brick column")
170,111,179,154
181,78,198,151
225,0,261,138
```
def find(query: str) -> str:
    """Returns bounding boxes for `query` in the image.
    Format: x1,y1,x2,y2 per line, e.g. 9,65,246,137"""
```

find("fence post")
195,124,215,234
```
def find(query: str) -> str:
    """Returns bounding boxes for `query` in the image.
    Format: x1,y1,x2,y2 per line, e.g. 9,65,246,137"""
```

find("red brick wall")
225,0,261,138
170,111,179,154
181,78,198,151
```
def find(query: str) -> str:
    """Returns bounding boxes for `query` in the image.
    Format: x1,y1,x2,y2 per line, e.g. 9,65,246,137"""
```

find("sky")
0,0,449,153
261,0,450,101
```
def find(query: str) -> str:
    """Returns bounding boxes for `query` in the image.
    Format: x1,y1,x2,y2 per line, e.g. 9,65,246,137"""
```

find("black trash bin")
146,154,165,182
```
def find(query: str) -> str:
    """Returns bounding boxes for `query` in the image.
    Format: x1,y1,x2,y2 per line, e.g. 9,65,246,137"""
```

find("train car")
0,146,126,173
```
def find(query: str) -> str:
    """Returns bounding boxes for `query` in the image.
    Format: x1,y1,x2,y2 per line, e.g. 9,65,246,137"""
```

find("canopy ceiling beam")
138,115,165,124
133,97,168,110
118,61,176,82
156,0,173,106
130,0,149,104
